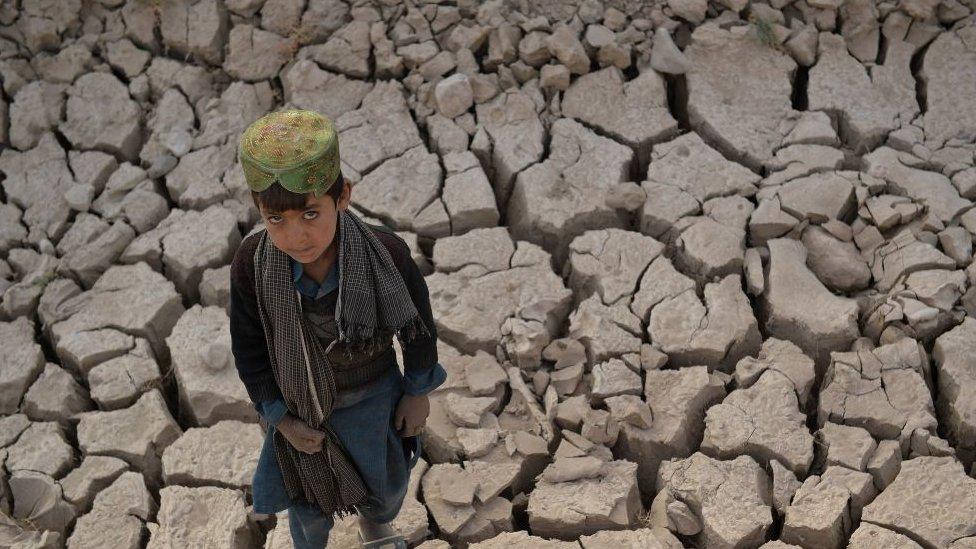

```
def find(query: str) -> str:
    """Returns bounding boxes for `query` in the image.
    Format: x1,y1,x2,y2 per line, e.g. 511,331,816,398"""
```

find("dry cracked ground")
1,0,976,547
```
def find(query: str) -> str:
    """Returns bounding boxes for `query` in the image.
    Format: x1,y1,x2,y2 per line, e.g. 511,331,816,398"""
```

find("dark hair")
250,173,345,213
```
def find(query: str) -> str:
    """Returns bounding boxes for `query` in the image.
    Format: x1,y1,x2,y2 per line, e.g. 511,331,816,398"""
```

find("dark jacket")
229,223,439,404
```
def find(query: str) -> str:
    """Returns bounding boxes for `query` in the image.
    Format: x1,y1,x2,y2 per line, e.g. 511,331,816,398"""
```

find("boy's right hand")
277,414,325,454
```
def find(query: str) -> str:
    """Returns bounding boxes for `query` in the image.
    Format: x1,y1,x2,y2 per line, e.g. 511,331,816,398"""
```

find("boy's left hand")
394,394,430,437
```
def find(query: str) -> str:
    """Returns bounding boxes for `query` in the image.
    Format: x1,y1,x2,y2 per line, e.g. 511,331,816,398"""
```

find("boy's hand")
394,394,430,437
277,414,325,454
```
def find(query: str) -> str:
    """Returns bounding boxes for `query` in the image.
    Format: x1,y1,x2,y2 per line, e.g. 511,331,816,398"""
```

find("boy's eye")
267,215,282,224
303,210,318,220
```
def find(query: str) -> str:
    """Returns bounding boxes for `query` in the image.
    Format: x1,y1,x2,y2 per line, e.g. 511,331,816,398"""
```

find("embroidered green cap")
238,108,341,197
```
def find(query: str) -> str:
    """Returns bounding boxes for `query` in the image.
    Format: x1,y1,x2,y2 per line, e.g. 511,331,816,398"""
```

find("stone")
817,422,877,472
162,420,262,489
22,363,93,422
540,456,605,484
58,220,136,288
9,470,77,536
781,472,856,549
673,216,746,279
507,118,633,269
121,207,241,303
473,88,546,207
427,115,468,157
646,132,760,205
140,88,194,165
469,531,579,548
819,338,937,445
763,144,845,187
734,338,817,409
648,275,761,371
546,24,590,74
657,453,774,548
60,72,142,161
9,80,65,151
605,395,653,429
32,43,92,83
580,527,683,548
801,225,871,292
539,64,570,90
444,393,497,428
76,390,182,481
199,265,231,311
144,58,215,106
427,237,571,357
920,25,976,148
650,28,689,74
0,317,45,414
866,439,901,491
435,73,474,118
87,338,161,410
6,422,74,479
933,317,976,467
308,20,371,79
167,306,255,426
566,229,663,307
864,147,969,224
0,133,76,243
847,522,923,549
352,147,441,231
442,153,499,235
67,508,143,549
684,24,798,170
808,34,917,150
90,164,169,234
771,459,802,515
605,181,645,212
281,60,371,122
567,297,643,367
761,238,859,369
776,172,856,223
91,471,154,520
337,81,423,176
433,227,515,275
562,67,678,169
0,414,29,448
868,229,956,293
702,371,814,476
147,486,258,548
59,455,128,512
0,204,27,253
784,111,839,147
105,38,150,78
223,24,290,82
614,366,726,495
590,359,642,403
422,463,477,537
862,456,976,547
528,460,642,539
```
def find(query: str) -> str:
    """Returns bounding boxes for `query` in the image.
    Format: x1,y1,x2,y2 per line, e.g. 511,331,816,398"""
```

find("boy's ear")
337,179,352,211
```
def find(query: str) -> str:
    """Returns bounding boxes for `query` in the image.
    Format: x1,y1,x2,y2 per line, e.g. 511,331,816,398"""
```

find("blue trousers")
256,369,424,549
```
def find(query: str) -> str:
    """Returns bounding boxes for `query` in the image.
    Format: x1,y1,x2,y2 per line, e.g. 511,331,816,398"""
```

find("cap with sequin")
238,109,341,197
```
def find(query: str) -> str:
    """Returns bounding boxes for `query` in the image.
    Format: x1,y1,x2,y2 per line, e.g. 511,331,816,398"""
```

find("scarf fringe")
338,313,431,359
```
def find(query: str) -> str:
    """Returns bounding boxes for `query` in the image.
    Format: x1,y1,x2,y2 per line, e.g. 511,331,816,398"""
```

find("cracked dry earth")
2,0,976,548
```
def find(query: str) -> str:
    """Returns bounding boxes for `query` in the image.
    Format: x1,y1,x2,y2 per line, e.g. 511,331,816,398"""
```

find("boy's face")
258,181,352,264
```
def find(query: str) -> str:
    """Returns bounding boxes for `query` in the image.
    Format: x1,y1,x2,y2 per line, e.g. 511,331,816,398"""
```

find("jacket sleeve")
392,237,443,393
229,243,284,404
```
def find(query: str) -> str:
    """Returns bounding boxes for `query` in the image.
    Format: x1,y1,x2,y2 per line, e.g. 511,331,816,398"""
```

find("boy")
229,109,447,549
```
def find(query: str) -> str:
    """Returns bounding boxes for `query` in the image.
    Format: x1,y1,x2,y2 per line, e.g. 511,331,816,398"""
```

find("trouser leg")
287,500,334,549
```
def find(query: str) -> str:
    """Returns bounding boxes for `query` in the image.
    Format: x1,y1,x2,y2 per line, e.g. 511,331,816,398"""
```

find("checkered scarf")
252,208,430,517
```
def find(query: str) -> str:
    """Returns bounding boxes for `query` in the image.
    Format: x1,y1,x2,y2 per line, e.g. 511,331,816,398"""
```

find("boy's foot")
357,517,406,549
